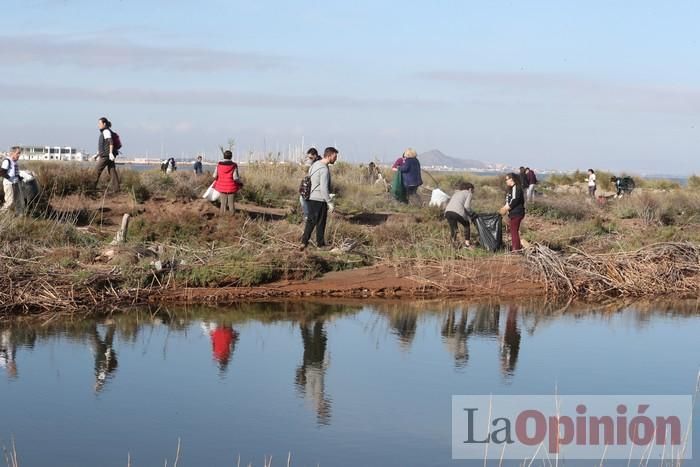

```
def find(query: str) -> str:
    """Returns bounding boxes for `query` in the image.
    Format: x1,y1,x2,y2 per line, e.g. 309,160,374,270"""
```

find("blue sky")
1,0,698,173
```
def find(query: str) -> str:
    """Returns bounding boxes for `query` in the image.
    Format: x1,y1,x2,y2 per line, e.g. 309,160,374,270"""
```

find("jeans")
509,215,524,251
445,211,470,242
301,200,328,247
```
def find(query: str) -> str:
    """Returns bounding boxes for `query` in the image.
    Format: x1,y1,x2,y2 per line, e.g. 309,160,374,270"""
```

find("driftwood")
111,213,130,245
525,242,700,298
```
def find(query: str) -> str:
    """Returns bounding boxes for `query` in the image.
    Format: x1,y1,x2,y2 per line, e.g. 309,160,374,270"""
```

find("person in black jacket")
501,172,525,251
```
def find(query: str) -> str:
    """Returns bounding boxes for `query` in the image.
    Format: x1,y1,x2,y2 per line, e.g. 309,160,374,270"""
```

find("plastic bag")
475,213,503,252
390,171,407,203
202,183,220,202
429,188,450,208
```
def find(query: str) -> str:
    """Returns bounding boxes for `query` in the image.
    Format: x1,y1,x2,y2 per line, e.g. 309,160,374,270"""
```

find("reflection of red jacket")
213,161,240,194
211,328,236,363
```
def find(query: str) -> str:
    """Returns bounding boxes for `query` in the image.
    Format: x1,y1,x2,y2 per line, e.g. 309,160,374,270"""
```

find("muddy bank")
151,258,546,304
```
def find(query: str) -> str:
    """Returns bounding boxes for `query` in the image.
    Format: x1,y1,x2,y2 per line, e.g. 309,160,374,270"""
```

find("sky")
1,0,698,174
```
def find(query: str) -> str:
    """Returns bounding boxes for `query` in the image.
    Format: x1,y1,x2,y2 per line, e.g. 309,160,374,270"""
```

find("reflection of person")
441,310,471,368
90,324,118,393
210,323,238,374
389,311,418,350
470,304,500,336
295,321,331,425
0,329,18,379
500,305,521,377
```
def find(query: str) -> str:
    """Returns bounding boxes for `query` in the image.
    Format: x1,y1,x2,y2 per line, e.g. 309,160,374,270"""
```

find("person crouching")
444,181,475,248
213,150,241,215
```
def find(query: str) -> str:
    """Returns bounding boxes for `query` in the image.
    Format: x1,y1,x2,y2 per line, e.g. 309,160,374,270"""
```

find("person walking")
501,173,525,251
193,155,203,175
519,167,530,203
300,147,321,221
587,169,596,198
93,117,120,192
525,167,537,202
300,147,338,250
444,181,475,248
398,148,423,205
0,146,21,213
212,150,241,215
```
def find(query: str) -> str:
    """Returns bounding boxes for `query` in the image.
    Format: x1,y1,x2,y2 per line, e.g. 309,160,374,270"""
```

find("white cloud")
0,82,446,109
418,70,700,115
0,35,285,72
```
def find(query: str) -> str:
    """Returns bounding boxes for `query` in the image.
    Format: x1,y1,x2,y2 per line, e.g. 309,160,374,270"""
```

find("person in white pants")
1,147,21,213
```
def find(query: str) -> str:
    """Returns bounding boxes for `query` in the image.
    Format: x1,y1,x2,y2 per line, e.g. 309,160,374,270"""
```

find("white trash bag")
429,188,450,208
202,183,220,202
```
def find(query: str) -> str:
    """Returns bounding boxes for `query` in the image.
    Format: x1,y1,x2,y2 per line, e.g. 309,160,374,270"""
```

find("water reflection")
202,321,239,375
1,300,698,467
441,309,470,368
295,320,331,425
0,326,36,380
388,310,418,350
500,305,521,378
90,324,118,392
1,299,698,391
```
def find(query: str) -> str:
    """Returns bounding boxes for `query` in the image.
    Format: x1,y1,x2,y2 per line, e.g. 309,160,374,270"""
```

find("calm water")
1,301,699,467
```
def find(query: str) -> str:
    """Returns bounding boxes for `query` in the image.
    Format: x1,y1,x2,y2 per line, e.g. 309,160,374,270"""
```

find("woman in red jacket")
213,150,241,215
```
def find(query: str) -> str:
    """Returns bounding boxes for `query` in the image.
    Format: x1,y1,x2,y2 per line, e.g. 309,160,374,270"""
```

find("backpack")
299,175,312,200
299,165,323,201
110,131,122,153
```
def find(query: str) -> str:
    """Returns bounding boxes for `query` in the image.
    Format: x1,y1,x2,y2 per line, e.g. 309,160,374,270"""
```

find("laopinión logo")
452,395,692,460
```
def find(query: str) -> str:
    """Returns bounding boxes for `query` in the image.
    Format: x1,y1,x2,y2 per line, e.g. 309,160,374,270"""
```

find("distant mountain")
417,149,488,170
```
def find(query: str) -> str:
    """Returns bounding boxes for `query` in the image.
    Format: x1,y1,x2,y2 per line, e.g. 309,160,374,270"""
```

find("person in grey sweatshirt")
444,181,475,248
301,147,338,250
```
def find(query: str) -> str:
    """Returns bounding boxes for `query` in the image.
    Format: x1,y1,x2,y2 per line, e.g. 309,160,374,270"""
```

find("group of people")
390,148,423,205
518,166,538,203
442,172,526,252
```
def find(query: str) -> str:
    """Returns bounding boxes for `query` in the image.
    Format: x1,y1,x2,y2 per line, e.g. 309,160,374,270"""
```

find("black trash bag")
619,176,635,194
13,178,40,215
475,213,503,252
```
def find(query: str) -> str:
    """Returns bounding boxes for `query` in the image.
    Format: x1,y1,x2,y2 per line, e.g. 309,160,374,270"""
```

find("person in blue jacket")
399,148,422,205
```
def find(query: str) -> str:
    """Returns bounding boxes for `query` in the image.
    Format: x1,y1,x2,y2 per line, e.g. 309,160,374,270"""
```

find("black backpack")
299,166,322,200
299,175,312,200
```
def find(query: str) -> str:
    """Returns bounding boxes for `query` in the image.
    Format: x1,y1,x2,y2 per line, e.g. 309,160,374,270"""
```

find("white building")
16,145,89,162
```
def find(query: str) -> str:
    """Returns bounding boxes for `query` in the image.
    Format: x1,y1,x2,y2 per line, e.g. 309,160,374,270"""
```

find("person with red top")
212,150,241,215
